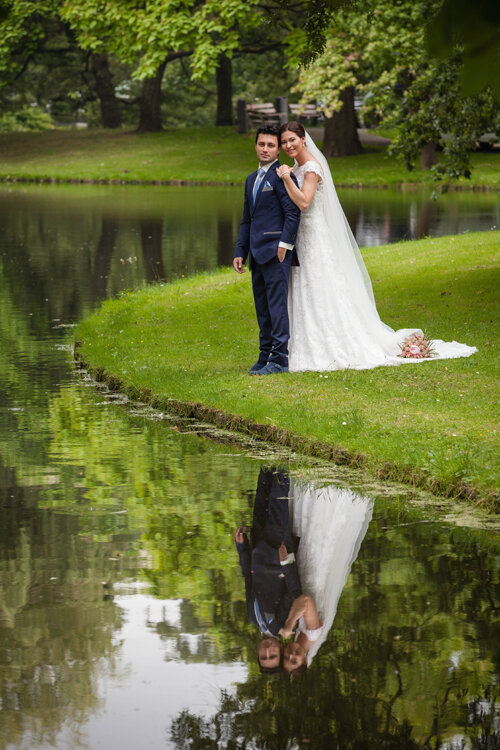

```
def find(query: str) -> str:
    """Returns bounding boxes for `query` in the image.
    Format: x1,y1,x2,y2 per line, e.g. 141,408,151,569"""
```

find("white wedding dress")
289,481,373,665
287,136,477,372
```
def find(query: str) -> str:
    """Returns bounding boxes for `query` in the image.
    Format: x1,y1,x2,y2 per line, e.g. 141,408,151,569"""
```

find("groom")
234,468,301,672
233,125,300,375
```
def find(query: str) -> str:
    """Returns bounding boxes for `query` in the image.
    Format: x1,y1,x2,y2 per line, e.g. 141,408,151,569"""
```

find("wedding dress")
287,134,477,372
289,481,373,665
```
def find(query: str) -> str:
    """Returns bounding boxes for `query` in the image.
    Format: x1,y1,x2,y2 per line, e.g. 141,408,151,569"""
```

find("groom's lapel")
252,162,279,212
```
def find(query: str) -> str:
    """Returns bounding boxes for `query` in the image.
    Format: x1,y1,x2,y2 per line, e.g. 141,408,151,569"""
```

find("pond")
0,183,498,283
0,184,499,749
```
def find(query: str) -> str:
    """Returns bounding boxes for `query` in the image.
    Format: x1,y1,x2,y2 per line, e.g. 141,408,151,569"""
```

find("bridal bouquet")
399,333,436,359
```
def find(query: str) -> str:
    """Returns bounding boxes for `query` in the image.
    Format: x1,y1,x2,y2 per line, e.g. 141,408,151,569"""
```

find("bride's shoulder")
303,160,323,180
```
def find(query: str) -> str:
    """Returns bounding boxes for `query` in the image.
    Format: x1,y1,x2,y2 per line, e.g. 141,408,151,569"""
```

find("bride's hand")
276,165,292,180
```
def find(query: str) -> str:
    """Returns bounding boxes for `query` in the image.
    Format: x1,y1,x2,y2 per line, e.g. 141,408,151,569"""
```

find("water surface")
0,184,498,749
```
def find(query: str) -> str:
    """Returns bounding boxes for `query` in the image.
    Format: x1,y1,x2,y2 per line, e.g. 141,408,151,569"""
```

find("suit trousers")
251,253,292,367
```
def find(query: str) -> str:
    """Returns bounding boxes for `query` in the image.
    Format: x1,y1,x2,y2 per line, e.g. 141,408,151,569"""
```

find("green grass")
75,231,500,505
1,126,499,187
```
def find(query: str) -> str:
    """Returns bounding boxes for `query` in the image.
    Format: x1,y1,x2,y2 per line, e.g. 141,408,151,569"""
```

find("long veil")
289,482,374,666
304,131,377,309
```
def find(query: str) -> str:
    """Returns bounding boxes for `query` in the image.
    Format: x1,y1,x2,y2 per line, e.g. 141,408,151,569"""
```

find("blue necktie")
252,167,265,206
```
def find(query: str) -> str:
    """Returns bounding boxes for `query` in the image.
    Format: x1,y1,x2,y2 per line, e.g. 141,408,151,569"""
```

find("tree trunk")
322,86,362,157
420,142,437,170
137,60,167,132
215,53,233,126
90,53,122,128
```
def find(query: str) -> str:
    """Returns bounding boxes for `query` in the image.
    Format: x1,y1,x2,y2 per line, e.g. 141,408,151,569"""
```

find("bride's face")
283,641,307,672
280,130,306,159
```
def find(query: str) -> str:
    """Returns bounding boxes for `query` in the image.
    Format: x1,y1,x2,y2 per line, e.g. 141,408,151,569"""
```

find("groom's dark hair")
255,124,281,144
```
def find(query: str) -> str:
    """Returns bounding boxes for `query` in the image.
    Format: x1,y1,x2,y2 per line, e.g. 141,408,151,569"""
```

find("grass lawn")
1,126,499,188
75,230,500,506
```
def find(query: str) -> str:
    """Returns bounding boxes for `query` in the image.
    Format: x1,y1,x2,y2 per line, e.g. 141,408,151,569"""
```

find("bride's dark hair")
280,121,306,138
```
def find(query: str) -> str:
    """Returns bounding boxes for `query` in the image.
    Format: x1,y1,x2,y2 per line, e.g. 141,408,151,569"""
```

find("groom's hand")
277,247,286,263
233,257,245,274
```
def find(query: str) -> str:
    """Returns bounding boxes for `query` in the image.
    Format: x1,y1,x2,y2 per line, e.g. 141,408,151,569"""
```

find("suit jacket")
235,161,300,267
236,534,302,636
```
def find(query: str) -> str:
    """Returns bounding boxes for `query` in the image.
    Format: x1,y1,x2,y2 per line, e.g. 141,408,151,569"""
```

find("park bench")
245,102,281,128
236,97,323,133
289,103,323,123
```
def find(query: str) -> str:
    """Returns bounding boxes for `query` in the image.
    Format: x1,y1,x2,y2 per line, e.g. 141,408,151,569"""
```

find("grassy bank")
75,231,499,505
1,127,499,188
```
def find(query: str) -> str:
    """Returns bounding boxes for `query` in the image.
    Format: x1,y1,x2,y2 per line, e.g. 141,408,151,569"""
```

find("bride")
282,480,374,671
276,121,477,372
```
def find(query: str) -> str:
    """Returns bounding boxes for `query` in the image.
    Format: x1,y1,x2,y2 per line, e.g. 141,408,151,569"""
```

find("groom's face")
255,134,280,165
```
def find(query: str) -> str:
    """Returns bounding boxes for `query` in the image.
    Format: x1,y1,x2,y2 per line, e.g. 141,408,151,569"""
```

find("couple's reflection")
235,467,373,674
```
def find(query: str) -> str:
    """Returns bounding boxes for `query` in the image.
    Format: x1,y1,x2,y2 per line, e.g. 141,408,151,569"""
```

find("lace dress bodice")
293,161,324,222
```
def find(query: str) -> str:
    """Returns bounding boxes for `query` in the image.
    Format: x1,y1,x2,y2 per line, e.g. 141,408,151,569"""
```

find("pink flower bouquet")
399,333,436,359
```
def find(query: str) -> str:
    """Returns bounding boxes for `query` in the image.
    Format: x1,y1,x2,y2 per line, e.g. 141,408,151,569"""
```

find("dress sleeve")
296,616,324,642
304,161,323,181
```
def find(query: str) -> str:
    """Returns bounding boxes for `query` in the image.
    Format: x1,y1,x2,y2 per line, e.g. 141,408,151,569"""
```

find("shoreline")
72,232,499,510
73,343,487,506
1,175,499,192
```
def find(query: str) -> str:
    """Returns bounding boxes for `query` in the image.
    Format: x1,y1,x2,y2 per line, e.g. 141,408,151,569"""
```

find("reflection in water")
0,182,499,749
140,219,166,282
289,480,373,666
235,470,373,674
0,183,498,293
171,473,499,749
235,469,301,673
92,217,118,300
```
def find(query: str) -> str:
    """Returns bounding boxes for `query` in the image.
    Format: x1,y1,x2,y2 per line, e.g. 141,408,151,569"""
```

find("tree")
293,0,499,178
0,1,123,127
60,0,264,131
90,52,122,128
60,0,356,131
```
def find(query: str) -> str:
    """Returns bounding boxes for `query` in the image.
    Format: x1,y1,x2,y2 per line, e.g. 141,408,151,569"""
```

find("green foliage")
293,0,500,181
426,0,500,100
390,58,500,180
60,0,263,81
0,0,59,81
0,105,53,132
233,48,298,105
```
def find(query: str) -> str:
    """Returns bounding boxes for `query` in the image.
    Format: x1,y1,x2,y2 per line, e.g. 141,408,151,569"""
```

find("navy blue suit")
235,469,301,636
235,162,300,368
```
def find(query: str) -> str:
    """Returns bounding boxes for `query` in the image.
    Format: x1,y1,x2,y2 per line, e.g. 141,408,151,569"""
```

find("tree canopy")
292,0,499,178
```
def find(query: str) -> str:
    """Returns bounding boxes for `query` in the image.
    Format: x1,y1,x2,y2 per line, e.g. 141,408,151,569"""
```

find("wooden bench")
245,102,281,128
289,103,323,123
236,98,323,133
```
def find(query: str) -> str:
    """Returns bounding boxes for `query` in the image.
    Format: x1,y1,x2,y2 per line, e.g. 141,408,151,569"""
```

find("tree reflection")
92,216,119,299
0,501,126,750
140,218,166,282
170,482,499,749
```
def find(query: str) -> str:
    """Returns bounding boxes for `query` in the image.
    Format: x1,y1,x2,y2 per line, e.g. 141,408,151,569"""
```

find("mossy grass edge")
74,230,500,508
